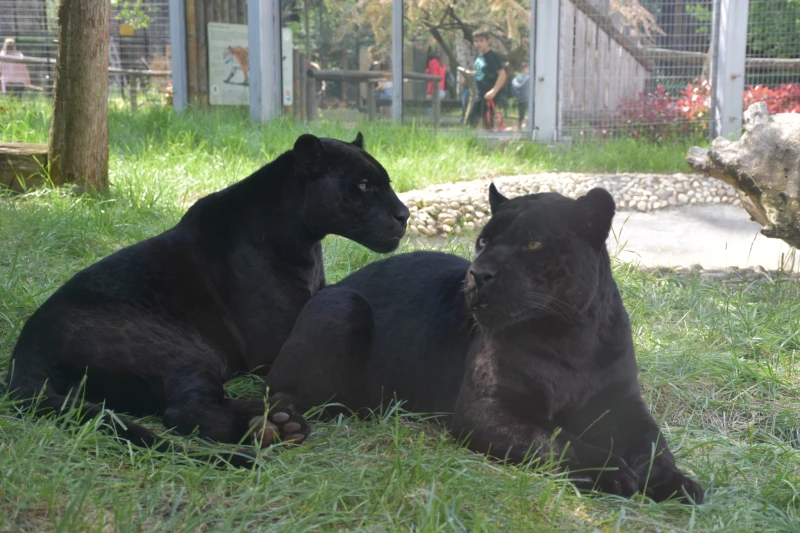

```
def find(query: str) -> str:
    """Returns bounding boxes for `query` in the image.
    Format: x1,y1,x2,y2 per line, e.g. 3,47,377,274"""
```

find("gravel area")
399,172,740,238
639,264,800,281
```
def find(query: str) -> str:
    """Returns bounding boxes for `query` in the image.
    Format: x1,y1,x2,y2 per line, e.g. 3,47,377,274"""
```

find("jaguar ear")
572,188,616,248
293,133,325,176
488,183,509,215
352,132,364,149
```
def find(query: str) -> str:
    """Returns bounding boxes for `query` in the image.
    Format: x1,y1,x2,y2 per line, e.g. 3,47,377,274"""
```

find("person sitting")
0,38,36,97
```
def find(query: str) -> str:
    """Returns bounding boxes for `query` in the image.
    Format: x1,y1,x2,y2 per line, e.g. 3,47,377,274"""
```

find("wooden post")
307,72,317,121
293,49,302,119
129,75,139,112
298,52,307,120
713,0,749,138
366,81,376,121
195,0,208,108
186,0,199,104
533,0,559,142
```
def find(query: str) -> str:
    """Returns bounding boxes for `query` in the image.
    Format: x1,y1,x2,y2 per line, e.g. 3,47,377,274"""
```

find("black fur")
7,133,409,467
266,185,704,503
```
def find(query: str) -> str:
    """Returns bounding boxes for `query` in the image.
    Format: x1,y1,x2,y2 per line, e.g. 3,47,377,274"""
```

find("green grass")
2,101,799,531
2,98,701,196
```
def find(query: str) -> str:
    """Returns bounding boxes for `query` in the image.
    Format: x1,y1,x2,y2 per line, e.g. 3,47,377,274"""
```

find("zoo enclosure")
2,1,799,142
0,0,173,109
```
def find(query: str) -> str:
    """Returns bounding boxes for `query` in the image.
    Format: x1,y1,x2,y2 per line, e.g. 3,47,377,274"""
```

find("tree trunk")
686,102,800,248
48,0,110,193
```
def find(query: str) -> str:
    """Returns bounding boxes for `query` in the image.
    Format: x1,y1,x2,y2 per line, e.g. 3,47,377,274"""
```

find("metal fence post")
366,82,376,121
169,0,188,111
248,0,283,122
533,0,560,142
391,0,403,123
528,0,537,138
432,82,440,128
713,0,749,138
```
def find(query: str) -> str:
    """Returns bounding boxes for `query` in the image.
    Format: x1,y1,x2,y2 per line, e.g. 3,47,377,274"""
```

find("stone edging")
399,172,740,238
638,264,800,281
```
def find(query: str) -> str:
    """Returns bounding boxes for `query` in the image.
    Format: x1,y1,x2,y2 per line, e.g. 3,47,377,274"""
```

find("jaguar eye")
477,237,488,248
527,241,541,250
358,182,368,190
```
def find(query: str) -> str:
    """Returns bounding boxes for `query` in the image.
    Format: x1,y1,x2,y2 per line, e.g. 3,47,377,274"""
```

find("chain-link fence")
291,1,393,123
0,0,172,109
558,0,713,141
744,0,800,114
4,1,800,139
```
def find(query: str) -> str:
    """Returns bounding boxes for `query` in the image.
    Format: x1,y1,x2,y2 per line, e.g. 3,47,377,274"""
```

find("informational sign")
207,22,294,107
282,27,293,106
208,22,250,106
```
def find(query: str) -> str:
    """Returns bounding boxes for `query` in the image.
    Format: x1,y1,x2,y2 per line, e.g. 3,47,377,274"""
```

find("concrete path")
609,204,799,271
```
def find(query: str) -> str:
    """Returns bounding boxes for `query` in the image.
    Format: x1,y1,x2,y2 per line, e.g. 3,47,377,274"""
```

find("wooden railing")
306,69,443,124
0,54,171,112
0,53,171,76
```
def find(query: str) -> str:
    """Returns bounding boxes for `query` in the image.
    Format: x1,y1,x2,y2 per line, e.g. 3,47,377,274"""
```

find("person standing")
425,49,447,101
466,29,507,129
511,62,531,129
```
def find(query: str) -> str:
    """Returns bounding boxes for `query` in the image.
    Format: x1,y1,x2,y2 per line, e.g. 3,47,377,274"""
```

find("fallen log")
0,143,48,192
686,102,800,248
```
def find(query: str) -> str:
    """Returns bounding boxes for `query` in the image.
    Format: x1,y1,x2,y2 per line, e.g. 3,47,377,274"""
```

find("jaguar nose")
469,268,497,290
393,205,410,227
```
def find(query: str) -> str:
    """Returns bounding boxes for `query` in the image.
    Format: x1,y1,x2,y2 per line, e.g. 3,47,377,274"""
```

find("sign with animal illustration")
207,23,294,107
207,22,250,106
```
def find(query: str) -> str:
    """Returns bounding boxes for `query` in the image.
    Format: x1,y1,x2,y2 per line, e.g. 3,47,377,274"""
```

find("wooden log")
686,102,800,248
0,143,48,192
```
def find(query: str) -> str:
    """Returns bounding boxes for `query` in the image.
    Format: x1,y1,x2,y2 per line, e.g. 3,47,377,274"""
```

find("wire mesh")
0,0,173,108
6,1,798,137
400,2,530,131
558,0,714,141
744,0,800,114
289,1,393,123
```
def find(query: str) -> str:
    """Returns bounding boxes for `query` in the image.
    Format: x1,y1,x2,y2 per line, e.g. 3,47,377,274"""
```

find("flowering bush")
677,78,711,123
612,84,706,141
743,83,800,114
600,78,800,141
